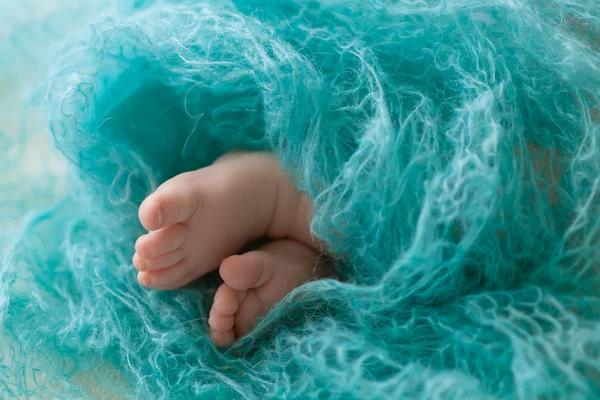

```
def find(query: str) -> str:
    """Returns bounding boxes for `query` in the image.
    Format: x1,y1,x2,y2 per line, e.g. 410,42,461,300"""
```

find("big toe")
138,173,201,231
219,252,274,292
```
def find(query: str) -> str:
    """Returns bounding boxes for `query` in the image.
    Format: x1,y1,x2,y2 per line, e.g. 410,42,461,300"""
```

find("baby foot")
133,152,317,290
209,239,325,347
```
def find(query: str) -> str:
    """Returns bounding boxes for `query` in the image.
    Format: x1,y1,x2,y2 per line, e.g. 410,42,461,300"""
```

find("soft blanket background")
2,0,600,399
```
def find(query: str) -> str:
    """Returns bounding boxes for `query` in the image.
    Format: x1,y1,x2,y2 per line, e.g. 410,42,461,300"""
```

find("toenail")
156,204,163,227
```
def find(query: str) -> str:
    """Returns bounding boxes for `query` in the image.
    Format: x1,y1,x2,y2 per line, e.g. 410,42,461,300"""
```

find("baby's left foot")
133,152,317,290
209,239,326,347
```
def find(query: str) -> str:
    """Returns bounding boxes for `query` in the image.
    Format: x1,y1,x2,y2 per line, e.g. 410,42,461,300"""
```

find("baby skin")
132,152,327,347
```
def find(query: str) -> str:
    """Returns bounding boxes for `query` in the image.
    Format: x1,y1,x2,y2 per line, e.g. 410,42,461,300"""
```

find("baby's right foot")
209,239,326,347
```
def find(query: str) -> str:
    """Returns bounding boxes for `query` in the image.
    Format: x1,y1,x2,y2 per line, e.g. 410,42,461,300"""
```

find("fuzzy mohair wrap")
2,0,600,399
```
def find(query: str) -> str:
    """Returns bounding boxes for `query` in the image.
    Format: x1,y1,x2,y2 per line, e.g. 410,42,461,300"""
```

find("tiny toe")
208,313,235,332
137,248,186,271
132,253,146,271
137,271,152,287
213,284,246,316
138,258,197,290
210,284,249,347
211,329,235,348
135,224,189,259
139,173,201,231
220,252,274,291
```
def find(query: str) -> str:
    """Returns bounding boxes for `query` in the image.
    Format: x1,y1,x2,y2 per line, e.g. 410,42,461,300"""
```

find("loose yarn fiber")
2,0,600,398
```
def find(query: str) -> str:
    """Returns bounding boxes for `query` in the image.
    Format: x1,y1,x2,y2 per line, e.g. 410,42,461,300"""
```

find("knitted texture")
2,1,600,398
